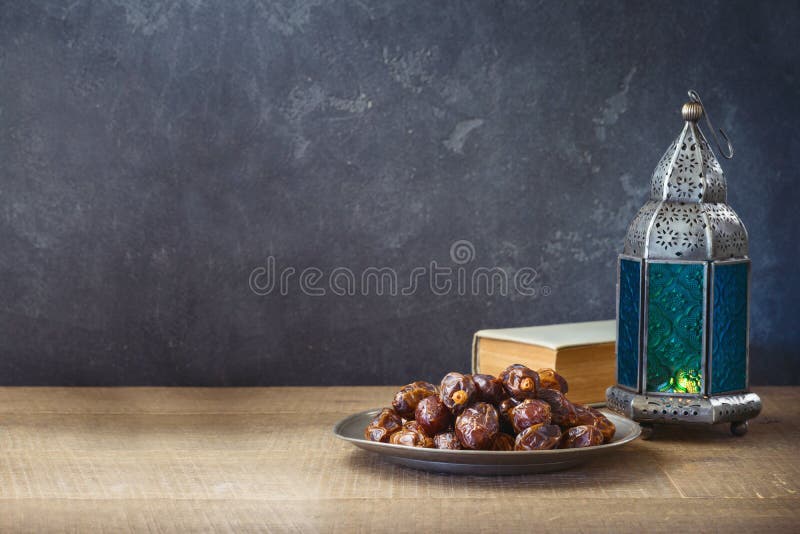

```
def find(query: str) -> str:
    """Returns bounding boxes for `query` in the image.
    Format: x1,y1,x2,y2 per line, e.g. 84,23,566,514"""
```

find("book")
471,320,616,405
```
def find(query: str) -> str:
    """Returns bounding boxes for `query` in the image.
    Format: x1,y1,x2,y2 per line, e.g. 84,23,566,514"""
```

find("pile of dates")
365,364,615,451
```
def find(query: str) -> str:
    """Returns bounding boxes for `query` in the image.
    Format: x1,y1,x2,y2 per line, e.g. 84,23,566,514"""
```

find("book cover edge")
474,319,616,351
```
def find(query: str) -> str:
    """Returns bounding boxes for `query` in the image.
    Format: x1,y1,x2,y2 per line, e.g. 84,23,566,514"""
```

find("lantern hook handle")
688,89,734,159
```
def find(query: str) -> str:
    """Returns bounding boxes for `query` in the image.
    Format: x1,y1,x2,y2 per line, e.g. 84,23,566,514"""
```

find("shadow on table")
638,418,777,445
341,445,661,490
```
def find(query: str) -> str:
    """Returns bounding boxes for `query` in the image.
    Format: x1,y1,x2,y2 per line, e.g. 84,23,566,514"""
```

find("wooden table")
0,387,797,532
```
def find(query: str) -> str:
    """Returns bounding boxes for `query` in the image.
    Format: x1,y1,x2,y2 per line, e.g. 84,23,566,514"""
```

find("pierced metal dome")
623,104,748,260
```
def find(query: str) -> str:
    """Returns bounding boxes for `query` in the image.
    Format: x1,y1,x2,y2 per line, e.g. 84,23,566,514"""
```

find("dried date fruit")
537,368,569,394
497,396,520,434
499,364,540,400
514,423,562,451
575,405,616,443
390,420,434,448
367,368,606,451
434,431,462,450
537,388,579,428
472,373,508,404
392,381,438,419
364,408,403,442
414,395,453,436
440,372,476,415
559,425,604,449
510,399,552,433
497,397,521,421
575,405,599,426
591,409,616,443
489,432,516,451
455,402,499,450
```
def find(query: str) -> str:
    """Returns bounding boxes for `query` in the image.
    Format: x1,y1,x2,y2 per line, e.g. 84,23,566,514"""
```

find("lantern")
605,91,761,437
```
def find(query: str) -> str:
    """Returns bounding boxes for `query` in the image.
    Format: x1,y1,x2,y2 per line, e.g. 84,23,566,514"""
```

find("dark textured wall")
1,0,798,386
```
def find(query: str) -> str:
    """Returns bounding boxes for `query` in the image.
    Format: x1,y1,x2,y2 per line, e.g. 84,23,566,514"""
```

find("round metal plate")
333,409,641,475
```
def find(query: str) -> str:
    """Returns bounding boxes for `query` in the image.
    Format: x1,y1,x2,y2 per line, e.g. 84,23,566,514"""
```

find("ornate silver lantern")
606,91,761,437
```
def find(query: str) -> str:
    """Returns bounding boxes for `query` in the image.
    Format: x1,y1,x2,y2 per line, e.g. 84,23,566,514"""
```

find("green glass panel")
646,262,705,394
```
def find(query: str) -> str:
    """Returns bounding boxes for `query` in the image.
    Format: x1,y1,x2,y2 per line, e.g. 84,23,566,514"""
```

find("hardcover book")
471,320,616,405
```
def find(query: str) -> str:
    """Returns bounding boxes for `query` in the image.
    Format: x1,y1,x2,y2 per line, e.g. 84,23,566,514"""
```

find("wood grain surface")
0,387,798,533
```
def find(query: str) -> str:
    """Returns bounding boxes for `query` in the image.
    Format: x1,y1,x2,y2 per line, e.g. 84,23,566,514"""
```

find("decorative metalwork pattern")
711,261,749,393
623,119,748,261
699,136,726,203
664,125,705,203
645,202,708,260
623,200,659,256
650,139,678,199
606,386,762,424
617,258,641,389
703,203,748,258
646,262,704,393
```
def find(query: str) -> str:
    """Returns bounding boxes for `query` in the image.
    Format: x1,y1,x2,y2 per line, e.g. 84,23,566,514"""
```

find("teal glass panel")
710,262,748,393
617,258,641,389
646,262,704,394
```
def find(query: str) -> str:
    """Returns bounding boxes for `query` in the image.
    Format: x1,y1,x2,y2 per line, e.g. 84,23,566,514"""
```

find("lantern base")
605,386,762,427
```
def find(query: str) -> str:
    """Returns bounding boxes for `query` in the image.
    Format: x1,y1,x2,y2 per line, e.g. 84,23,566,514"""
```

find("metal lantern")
606,91,761,437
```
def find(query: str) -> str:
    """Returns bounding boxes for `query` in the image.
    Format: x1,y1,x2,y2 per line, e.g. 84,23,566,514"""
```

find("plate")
333,409,641,475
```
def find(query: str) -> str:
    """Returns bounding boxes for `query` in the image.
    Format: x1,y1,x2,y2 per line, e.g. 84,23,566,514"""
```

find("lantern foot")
730,420,748,436
640,423,655,440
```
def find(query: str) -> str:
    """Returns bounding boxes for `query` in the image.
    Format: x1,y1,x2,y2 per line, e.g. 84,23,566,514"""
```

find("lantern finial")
681,101,703,122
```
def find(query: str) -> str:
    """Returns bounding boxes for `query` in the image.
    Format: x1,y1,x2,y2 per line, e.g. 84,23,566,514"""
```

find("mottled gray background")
1,0,798,386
